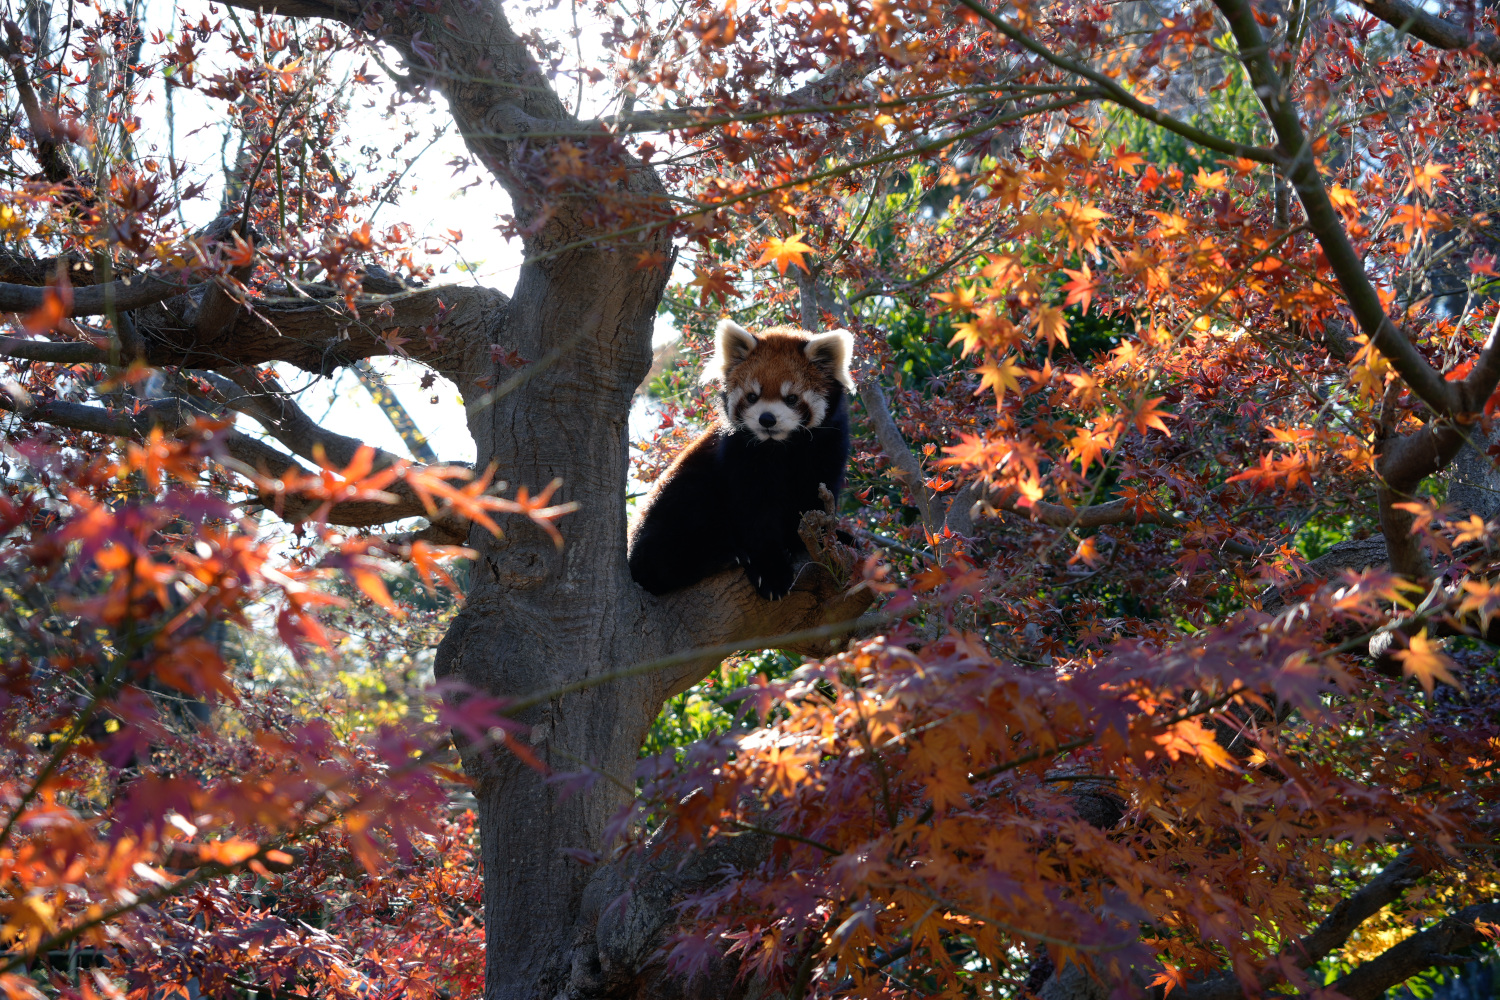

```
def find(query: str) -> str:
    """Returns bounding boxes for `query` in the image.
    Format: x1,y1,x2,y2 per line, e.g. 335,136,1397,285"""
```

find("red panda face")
702,320,856,442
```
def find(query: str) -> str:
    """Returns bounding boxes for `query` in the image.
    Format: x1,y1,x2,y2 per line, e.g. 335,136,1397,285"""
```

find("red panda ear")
804,329,855,390
701,319,757,384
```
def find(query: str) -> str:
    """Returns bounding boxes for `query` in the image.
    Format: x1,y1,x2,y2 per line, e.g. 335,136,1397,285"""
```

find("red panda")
628,319,855,599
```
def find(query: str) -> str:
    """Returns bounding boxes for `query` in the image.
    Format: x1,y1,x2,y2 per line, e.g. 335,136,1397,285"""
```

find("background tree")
1,0,1499,999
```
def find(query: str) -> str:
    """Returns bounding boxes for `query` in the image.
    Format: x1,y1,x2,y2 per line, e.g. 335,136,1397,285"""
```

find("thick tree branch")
0,271,192,317
1324,900,1500,1000
1461,311,1500,411
0,335,108,364
861,380,943,537
1352,0,1500,61
0,252,94,286
208,367,409,472
1375,421,1468,578
1212,0,1458,417
1183,851,1427,1000
995,493,1175,529
140,282,506,382
187,219,261,342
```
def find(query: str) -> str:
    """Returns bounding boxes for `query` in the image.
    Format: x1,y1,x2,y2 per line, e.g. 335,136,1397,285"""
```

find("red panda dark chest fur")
627,320,855,600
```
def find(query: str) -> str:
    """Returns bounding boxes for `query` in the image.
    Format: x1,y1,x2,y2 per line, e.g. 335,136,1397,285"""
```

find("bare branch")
1211,0,1459,417
1352,0,1500,61
1183,851,1426,1000
955,0,1279,164
0,336,108,364
0,270,192,317
1324,900,1500,1000
860,379,942,537
208,367,411,473
994,493,1175,529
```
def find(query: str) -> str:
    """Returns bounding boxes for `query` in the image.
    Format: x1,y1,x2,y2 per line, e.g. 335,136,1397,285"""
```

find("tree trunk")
431,244,859,997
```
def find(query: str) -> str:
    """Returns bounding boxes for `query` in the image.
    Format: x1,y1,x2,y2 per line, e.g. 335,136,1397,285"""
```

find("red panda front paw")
746,561,795,601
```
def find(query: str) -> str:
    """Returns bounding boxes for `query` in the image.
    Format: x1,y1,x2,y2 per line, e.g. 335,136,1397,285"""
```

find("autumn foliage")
2,0,1500,996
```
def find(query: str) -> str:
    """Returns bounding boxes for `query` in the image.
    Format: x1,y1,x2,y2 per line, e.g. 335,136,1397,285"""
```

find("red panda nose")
758,412,777,428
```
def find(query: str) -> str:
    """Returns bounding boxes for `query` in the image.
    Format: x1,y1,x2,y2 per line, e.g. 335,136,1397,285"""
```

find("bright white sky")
124,0,683,466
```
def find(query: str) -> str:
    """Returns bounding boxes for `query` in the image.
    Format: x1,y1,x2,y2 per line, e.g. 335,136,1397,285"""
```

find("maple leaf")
940,432,998,471
1391,499,1444,534
1452,514,1490,546
751,233,814,275
1406,160,1450,197
1109,147,1145,175
1395,629,1463,695
1458,578,1500,631
199,838,262,865
1328,184,1360,214
635,249,669,270
973,356,1026,408
1251,810,1300,844
932,283,979,312
410,540,476,594
1193,167,1228,191
1069,536,1103,568
1052,200,1111,254
1149,964,1189,997
1060,264,1100,313
689,266,737,306
1035,303,1069,350
1130,397,1176,438
1068,425,1114,475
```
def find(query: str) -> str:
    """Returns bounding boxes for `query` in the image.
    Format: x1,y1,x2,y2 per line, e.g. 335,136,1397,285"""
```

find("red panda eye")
745,392,759,404
785,394,799,405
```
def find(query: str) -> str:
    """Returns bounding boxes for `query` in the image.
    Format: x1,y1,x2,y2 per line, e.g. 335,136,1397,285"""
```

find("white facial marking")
780,381,793,397
804,391,828,427
742,400,802,441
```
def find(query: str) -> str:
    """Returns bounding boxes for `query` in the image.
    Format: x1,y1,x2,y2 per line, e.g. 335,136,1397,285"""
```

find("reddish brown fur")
721,327,840,429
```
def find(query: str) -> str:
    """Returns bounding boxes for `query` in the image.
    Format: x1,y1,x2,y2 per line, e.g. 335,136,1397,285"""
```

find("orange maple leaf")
1068,424,1115,475
1069,536,1103,568
1395,629,1463,695
1059,264,1099,313
1193,167,1228,191
1035,303,1069,350
22,267,72,335
689,267,737,306
973,356,1026,408
751,233,814,275
1407,161,1450,197
931,283,979,313
1131,397,1176,438
1109,147,1145,176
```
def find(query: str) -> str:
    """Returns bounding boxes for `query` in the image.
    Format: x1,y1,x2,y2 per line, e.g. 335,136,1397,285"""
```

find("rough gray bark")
1448,428,1500,521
